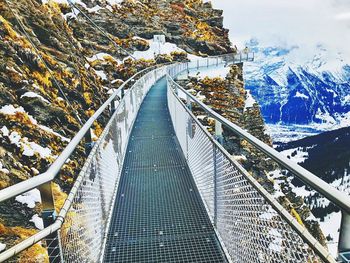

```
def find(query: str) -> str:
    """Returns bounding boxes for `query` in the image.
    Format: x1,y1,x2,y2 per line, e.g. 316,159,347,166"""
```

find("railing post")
39,183,61,263
239,52,242,62
187,62,189,78
197,60,199,70
339,211,350,260
175,84,179,96
84,128,93,156
186,95,192,110
110,97,120,117
215,119,223,145
213,145,218,227
110,100,116,116
213,119,222,228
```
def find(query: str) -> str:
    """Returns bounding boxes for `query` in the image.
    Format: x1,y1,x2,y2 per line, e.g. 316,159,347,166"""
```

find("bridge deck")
103,77,227,262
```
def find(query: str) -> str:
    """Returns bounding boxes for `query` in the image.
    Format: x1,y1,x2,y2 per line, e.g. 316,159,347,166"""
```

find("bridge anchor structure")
0,53,349,263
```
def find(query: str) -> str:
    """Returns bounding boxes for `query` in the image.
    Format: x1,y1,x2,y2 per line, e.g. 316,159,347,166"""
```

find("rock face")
0,0,234,260
176,63,327,247
0,0,326,260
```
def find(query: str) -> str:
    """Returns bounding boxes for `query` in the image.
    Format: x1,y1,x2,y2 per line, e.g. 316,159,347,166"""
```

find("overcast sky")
210,0,350,57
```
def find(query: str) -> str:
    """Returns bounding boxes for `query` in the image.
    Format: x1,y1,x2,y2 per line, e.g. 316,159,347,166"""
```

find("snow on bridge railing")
167,63,350,262
0,53,246,262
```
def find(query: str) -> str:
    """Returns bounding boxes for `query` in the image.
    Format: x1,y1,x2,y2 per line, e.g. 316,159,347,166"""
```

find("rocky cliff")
176,63,327,248
0,0,233,260
0,0,326,261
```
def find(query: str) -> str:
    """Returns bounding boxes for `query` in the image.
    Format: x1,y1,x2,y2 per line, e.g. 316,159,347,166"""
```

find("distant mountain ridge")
277,126,350,188
275,126,350,254
244,39,350,129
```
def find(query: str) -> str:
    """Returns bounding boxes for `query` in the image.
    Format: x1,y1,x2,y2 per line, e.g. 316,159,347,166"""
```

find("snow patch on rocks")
128,38,199,61
31,214,44,230
15,189,42,209
0,161,9,174
0,243,6,252
21,92,50,104
244,90,256,110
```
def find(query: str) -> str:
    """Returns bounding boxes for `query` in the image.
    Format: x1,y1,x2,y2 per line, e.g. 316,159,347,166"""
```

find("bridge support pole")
339,211,350,261
84,129,93,156
110,100,116,116
110,96,120,117
213,146,218,227
39,183,61,263
187,62,189,78
215,120,223,145
186,95,192,110
175,85,179,96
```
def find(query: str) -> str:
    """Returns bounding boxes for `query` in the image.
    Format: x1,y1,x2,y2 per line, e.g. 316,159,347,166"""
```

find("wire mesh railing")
0,53,248,262
59,67,167,262
4,52,343,263
0,66,167,262
167,78,336,263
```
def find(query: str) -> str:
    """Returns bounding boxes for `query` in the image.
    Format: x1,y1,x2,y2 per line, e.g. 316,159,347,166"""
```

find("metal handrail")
0,53,250,262
0,88,123,261
167,80,336,263
0,66,153,203
0,52,251,203
167,75,350,214
0,65,166,262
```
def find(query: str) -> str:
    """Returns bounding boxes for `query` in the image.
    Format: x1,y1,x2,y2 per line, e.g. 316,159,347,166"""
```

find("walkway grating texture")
103,78,228,263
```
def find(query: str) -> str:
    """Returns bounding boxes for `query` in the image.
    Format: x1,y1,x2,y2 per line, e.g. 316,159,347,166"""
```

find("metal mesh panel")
168,87,215,220
167,83,323,263
103,77,228,263
57,67,167,262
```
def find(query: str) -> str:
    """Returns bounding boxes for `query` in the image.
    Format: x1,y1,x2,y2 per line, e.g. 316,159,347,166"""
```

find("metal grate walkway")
103,77,228,263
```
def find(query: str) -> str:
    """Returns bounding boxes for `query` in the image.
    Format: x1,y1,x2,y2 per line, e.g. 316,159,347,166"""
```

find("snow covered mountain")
242,39,350,255
276,126,350,255
244,39,350,133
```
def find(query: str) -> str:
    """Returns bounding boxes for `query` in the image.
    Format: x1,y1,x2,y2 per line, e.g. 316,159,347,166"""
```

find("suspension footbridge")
0,54,349,263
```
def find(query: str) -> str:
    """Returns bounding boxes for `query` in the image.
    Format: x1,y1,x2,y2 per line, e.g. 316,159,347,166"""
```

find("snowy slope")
276,126,350,256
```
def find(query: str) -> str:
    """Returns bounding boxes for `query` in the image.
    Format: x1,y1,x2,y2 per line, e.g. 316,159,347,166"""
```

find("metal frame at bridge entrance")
0,52,349,263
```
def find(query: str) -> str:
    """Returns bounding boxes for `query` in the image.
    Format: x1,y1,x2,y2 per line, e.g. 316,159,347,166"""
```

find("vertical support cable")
186,95,192,111
57,229,64,263
38,183,61,263
187,62,189,78
185,95,192,161
85,129,93,156
215,120,223,145
213,146,218,227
